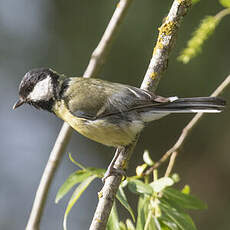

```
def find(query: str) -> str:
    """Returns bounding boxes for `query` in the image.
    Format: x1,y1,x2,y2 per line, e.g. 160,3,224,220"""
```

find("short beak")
13,99,24,110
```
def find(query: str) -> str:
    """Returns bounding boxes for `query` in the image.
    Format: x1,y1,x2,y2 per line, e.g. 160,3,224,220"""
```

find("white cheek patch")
28,76,53,101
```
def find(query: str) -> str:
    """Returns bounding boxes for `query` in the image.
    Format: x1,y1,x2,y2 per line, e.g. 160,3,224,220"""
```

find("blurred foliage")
178,16,220,64
178,1,230,63
57,152,207,230
219,0,230,8
56,154,105,230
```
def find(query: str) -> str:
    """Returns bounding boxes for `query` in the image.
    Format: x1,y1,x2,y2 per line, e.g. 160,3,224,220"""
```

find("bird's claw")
102,167,126,183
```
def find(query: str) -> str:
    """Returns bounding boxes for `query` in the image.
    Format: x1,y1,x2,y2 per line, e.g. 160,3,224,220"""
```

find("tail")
141,97,226,122
155,97,226,113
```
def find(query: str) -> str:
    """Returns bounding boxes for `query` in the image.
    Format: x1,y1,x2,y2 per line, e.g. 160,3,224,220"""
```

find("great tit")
13,68,226,179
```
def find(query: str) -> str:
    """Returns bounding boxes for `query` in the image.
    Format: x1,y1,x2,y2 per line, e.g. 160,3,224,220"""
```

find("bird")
13,68,226,180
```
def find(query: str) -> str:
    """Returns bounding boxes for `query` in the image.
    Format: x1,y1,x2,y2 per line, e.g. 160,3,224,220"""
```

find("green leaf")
136,195,150,230
87,167,105,177
159,216,180,230
68,153,85,169
55,170,92,203
160,225,172,230
116,186,135,222
143,150,154,166
56,167,104,203
160,203,197,230
119,222,127,230
178,16,219,63
144,211,157,230
126,219,135,230
136,164,148,176
150,177,174,193
154,217,162,230
181,185,190,195
163,188,207,210
171,173,180,183
120,180,129,188
63,175,97,230
128,180,153,195
219,0,230,8
107,201,120,230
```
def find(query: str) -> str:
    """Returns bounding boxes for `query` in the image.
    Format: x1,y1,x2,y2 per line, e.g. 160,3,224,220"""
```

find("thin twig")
215,7,230,21
25,1,132,229
145,74,230,177
90,1,192,230
165,151,178,177
84,0,133,78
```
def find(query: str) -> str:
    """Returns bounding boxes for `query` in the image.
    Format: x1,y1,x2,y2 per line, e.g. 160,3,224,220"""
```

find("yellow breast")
53,100,143,147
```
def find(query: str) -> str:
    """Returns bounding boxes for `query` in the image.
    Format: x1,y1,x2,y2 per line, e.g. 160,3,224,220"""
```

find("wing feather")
60,78,169,120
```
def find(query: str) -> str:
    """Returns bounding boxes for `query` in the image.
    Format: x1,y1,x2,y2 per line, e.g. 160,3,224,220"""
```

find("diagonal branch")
25,1,133,229
84,0,133,78
144,74,230,177
89,1,192,230
141,0,191,92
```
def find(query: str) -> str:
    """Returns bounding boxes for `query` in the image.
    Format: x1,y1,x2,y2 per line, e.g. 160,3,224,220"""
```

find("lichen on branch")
141,0,192,92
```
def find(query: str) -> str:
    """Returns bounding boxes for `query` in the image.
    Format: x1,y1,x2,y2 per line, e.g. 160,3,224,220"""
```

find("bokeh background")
1,0,230,229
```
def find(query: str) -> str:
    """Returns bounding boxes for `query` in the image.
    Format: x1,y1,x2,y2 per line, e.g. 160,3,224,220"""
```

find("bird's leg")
102,147,126,183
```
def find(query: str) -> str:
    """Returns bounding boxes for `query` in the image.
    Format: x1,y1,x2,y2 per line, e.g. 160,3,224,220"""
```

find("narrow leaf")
160,225,172,230
107,201,120,230
87,167,105,177
68,153,85,169
126,219,135,230
55,170,92,203
160,203,197,230
159,216,179,230
128,180,153,195
136,164,148,176
116,186,135,222
119,222,127,230
150,177,174,193
143,150,154,166
163,188,207,210
63,175,97,230
136,195,150,230
56,167,104,203
154,217,162,230
144,212,156,230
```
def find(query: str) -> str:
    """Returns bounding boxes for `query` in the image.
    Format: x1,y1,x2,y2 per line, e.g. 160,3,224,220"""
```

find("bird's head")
13,68,60,112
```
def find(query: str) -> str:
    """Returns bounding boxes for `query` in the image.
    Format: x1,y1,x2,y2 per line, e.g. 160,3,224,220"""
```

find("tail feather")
154,97,226,113
141,97,226,122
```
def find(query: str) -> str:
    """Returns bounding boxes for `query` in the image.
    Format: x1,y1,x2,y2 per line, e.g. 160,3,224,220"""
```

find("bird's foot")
102,167,126,183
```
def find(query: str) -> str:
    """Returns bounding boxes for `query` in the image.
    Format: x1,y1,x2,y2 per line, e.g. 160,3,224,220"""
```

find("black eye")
19,74,39,98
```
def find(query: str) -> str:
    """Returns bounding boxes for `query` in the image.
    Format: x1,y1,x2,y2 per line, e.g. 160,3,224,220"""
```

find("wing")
61,77,169,120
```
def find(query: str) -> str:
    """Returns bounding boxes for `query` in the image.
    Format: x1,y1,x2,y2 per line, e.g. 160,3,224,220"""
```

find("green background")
1,0,230,229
